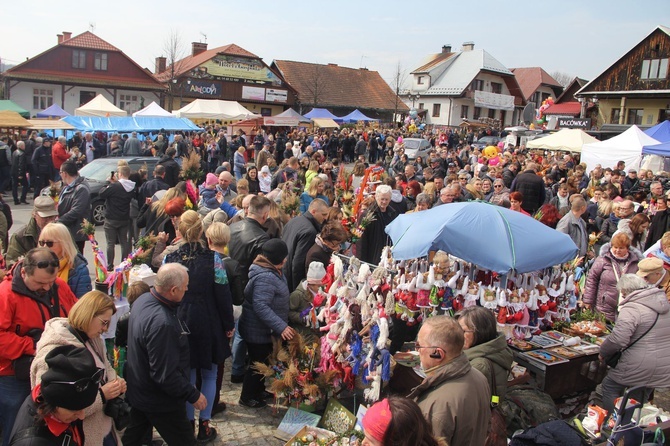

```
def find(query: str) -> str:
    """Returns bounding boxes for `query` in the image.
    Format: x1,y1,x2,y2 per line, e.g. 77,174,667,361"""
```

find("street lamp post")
408,92,421,108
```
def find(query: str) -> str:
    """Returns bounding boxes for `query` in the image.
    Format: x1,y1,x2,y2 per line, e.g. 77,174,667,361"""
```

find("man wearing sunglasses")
5,196,59,266
0,248,78,446
407,316,490,446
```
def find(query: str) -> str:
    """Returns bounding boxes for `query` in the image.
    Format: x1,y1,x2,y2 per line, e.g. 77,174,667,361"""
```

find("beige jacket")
30,318,121,446
408,352,490,446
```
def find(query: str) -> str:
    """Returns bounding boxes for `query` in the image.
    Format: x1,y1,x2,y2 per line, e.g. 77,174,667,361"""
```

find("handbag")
607,313,659,368
104,396,132,431
485,359,508,446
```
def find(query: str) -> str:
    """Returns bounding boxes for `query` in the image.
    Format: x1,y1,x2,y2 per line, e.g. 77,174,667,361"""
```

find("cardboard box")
284,426,336,446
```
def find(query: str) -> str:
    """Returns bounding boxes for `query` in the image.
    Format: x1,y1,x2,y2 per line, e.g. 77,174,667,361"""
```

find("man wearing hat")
9,345,102,446
0,248,78,446
238,239,294,408
288,262,327,336
5,196,59,265
637,257,670,301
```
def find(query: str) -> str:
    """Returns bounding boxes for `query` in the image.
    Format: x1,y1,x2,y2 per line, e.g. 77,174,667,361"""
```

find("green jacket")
464,334,513,401
6,218,39,264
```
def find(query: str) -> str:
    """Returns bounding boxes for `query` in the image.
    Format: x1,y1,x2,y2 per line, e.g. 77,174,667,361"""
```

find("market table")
512,350,606,399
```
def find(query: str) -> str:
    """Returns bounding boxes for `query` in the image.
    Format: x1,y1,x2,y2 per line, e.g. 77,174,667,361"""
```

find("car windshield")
403,140,421,149
476,137,497,144
79,160,121,182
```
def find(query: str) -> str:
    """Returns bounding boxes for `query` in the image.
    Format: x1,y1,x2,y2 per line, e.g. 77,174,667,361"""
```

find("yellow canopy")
0,110,31,128
312,118,339,128
27,119,75,130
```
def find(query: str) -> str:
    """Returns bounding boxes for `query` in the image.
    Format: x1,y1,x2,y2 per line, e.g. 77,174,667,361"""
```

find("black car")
471,136,501,150
44,157,159,225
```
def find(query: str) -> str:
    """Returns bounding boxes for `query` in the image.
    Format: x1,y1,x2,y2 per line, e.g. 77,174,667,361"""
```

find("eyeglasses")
38,240,59,248
414,342,444,351
25,260,59,269
97,316,110,328
50,368,105,392
494,185,503,188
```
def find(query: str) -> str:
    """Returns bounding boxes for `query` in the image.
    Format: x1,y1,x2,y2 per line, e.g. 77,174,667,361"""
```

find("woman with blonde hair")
31,290,125,445
165,211,234,441
233,146,247,180
38,222,91,298
304,160,320,189
299,176,330,214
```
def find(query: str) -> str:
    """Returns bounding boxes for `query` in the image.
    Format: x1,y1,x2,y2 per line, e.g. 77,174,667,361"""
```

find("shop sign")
185,79,221,96
266,89,287,103
474,91,515,111
195,55,282,86
241,86,266,101
557,117,591,129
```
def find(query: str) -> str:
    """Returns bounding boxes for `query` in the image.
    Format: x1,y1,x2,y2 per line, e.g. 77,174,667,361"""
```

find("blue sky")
2,0,669,89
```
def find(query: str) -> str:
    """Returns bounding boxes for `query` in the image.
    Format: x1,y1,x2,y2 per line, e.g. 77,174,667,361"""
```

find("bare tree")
550,71,574,88
388,60,408,125
304,63,325,109
162,29,187,110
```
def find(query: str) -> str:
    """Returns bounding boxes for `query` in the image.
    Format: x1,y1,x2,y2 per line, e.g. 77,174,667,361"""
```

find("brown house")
510,67,563,105
3,31,165,115
271,60,408,121
576,25,670,127
155,43,296,116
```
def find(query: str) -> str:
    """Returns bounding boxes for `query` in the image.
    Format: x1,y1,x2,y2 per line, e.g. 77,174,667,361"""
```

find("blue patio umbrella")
385,201,578,274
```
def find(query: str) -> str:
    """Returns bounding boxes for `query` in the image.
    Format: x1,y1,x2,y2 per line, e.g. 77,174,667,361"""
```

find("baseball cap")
636,257,663,277
34,196,59,218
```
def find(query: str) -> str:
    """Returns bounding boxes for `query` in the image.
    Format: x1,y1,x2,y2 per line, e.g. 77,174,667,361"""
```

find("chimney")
155,56,167,74
442,44,452,53
462,41,475,51
62,32,72,41
57,34,64,44
192,42,208,57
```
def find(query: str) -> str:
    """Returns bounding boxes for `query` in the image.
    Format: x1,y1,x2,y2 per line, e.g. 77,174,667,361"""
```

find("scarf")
58,258,71,282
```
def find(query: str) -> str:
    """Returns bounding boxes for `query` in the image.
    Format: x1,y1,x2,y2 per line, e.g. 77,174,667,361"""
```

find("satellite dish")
522,102,536,124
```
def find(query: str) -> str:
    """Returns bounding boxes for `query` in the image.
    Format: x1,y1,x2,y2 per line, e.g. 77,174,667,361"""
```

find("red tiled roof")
510,67,563,101
412,51,455,73
155,44,259,82
273,60,408,112
7,71,165,90
60,31,120,52
543,102,581,116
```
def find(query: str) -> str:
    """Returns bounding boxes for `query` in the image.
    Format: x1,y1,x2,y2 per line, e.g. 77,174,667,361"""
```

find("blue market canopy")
62,116,199,132
385,201,578,274
340,109,378,123
642,140,670,156
644,120,670,144
304,107,341,120
36,104,70,118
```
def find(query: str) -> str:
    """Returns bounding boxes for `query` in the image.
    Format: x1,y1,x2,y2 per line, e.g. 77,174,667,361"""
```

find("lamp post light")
408,92,421,108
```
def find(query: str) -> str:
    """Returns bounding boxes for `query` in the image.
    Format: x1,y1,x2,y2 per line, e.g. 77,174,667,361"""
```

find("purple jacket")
583,250,640,321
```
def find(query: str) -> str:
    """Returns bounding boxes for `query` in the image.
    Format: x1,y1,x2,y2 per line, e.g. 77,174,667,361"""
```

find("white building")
403,42,525,128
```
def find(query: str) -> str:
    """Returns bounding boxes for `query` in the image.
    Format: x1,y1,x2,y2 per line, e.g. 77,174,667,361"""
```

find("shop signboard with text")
194,55,282,86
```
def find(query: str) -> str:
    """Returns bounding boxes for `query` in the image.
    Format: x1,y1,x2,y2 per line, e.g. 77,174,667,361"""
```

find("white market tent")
132,101,172,117
312,118,340,128
74,94,127,117
581,125,660,172
526,128,598,153
173,99,258,120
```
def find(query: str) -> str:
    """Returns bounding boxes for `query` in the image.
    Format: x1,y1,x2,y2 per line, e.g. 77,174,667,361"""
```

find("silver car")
402,138,432,160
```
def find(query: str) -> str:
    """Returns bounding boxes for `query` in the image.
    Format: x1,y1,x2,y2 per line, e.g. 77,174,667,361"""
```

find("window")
461,105,469,119
500,110,506,123
660,109,670,122
432,103,441,117
260,108,272,116
473,107,481,120
611,109,621,124
418,102,424,110
417,76,425,85
641,58,669,80
72,50,86,69
488,109,496,118
94,52,108,71
470,79,484,91
33,88,54,110
626,108,643,125
491,82,503,94
119,94,139,113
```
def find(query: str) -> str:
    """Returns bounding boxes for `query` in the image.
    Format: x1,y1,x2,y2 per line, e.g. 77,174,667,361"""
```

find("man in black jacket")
510,162,545,215
157,147,180,187
281,199,329,291
139,164,169,202
32,137,53,199
99,165,135,268
11,141,28,205
57,161,90,253
123,263,206,446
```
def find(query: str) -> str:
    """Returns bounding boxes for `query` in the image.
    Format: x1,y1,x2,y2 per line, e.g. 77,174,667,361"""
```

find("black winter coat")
281,213,321,291
510,170,545,214
57,176,90,243
228,217,271,278
356,204,397,264
166,244,234,369
157,155,180,187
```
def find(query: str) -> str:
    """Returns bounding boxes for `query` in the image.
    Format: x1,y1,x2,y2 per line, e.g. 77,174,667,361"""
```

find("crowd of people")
1,122,670,446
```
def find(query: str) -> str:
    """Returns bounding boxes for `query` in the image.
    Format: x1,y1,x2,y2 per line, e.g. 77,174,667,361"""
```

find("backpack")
499,384,560,437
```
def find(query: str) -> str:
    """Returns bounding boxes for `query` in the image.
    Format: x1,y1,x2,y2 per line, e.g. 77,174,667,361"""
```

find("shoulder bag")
607,313,659,368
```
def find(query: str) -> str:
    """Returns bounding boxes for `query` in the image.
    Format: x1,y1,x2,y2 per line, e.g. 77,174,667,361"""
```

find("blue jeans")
187,365,216,421
231,320,247,377
0,375,31,446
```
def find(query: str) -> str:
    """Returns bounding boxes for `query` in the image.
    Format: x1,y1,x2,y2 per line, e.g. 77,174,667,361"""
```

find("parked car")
402,138,432,160
471,136,501,150
43,157,159,225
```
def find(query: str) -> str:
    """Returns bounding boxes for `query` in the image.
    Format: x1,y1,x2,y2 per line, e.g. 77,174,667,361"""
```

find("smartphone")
110,171,116,179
